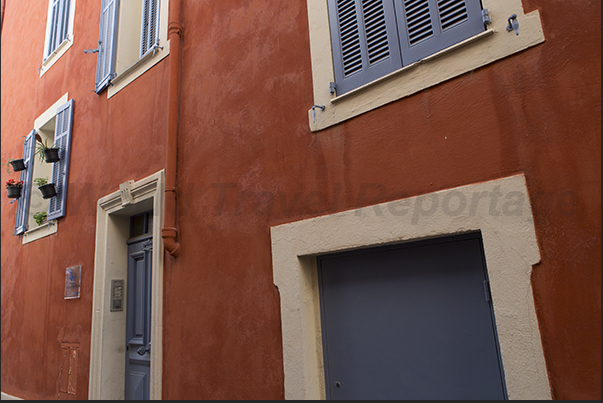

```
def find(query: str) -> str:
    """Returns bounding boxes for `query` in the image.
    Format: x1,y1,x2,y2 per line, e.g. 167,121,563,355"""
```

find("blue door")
318,233,507,400
125,235,153,400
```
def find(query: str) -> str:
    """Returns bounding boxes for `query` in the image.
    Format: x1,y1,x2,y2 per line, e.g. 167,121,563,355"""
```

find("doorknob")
137,343,151,355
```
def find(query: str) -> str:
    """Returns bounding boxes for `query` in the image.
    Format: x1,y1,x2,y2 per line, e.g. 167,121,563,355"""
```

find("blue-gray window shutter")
328,0,403,96
95,0,119,93
47,99,74,221
140,0,160,57
395,0,485,65
14,131,37,235
46,0,70,58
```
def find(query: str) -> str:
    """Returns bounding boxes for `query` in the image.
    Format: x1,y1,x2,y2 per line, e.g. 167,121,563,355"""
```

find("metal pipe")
162,0,182,257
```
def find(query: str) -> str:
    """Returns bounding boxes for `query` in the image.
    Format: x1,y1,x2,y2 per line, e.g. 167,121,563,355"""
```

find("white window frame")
21,93,70,244
306,0,545,131
271,174,551,399
106,0,170,99
40,0,76,77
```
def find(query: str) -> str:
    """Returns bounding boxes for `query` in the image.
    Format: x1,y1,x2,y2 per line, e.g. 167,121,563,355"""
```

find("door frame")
89,171,165,400
270,174,551,400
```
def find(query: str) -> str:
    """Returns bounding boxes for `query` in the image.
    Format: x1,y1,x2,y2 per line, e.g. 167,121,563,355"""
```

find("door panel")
125,237,153,400
318,233,506,400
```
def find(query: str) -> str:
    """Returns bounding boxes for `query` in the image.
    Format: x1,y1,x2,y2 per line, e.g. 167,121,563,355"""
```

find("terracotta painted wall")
1,0,168,399
1,0,600,400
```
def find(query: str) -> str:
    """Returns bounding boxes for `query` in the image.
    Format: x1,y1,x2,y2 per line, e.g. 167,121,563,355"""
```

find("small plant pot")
9,159,26,171
6,185,22,198
44,148,60,163
39,183,57,199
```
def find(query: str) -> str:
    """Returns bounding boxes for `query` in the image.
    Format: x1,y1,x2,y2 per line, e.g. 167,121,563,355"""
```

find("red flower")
6,179,23,187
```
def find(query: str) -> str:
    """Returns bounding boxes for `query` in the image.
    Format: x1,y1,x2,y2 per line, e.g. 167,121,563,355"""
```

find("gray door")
318,233,507,400
125,235,153,400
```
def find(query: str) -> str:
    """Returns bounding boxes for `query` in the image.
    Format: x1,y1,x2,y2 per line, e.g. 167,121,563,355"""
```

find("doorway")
317,233,507,399
125,211,153,400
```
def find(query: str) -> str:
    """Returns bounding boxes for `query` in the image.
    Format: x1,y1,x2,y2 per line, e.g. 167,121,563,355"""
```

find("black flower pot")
6,185,22,198
44,148,60,163
39,183,57,199
9,159,26,171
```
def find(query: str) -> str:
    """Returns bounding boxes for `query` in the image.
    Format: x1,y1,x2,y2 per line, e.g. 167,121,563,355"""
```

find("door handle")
137,343,151,356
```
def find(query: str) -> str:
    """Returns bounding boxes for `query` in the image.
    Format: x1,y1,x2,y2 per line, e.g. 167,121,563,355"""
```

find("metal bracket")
481,9,491,25
329,82,336,95
506,14,519,35
311,105,325,124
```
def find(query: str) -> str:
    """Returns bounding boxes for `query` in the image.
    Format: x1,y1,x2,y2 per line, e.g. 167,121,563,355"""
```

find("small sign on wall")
64,265,81,299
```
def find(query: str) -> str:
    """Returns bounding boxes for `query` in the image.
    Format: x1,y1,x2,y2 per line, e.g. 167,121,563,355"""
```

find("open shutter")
46,0,60,57
59,0,71,44
14,131,37,235
47,100,74,221
46,0,70,58
328,0,402,96
140,0,160,57
95,0,119,93
395,0,485,65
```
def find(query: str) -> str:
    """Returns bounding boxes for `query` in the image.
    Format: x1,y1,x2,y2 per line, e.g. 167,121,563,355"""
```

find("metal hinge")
482,9,491,25
84,48,99,54
483,280,492,302
329,82,336,95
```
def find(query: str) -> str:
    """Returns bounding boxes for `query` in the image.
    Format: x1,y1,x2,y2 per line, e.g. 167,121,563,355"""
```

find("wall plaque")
64,265,81,299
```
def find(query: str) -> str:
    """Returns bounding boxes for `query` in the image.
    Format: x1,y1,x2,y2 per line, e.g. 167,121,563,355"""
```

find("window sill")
307,0,545,132
22,220,58,244
40,37,73,77
107,40,170,99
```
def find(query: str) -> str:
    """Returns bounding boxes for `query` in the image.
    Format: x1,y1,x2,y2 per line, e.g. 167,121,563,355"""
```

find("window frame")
306,0,545,131
95,0,170,98
40,0,76,77
18,94,73,245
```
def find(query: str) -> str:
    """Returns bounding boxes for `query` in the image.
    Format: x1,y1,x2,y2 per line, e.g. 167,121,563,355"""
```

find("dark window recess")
130,211,153,238
328,0,486,95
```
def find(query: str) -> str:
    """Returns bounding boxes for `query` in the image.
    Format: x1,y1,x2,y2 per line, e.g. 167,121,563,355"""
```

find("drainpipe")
162,0,182,257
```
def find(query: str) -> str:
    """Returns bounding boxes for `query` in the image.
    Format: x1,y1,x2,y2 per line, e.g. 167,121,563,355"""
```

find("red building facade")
1,0,600,400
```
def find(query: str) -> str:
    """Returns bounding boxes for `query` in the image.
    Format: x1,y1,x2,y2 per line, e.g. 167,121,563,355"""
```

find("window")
329,0,486,95
14,95,74,244
306,0,545,131
94,0,169,97
40,0,76,76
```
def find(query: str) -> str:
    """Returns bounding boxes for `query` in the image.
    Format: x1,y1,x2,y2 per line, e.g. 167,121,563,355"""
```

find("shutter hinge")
481,9,491,25
329,82,336,95
84,48,99,54
483,280,491,302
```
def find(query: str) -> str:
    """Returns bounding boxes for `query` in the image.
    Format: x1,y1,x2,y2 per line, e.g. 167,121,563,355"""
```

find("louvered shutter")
95,0,119,93
140,0,160,57
328,0,402,95
47,100,74,221
46,0,70,58
14,131,37,235
395,0,485,65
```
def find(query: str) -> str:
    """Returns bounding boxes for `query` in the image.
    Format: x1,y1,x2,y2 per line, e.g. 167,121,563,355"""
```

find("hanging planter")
34,177,57,199
35,136,60,163
9,159,26,171
6,179,23,199
39,183,57,199
43,147,60,163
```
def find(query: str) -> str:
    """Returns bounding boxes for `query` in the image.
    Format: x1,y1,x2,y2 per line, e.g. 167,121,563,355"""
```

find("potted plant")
34,177,57,199
35,135,60,163
6,179,24,198
7,158,26,172
34,211,47,226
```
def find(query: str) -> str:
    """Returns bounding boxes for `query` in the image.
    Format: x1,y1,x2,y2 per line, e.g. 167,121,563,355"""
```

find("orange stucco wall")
1,0,600,400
